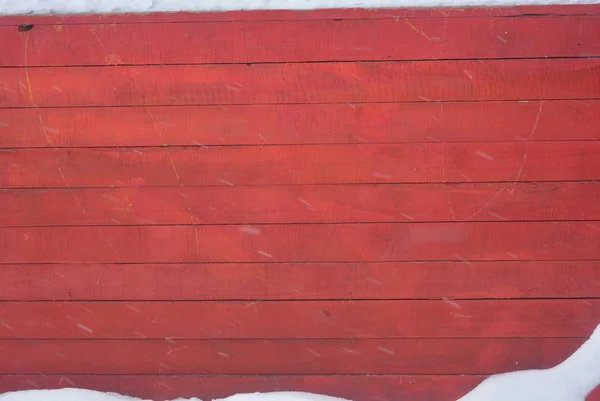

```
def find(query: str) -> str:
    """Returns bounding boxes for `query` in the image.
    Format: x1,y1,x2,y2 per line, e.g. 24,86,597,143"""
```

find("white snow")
0,389,204,401
214,392,351,401
456,324,600,401
0,389,151,401
0,390,348,401
0,0,599,16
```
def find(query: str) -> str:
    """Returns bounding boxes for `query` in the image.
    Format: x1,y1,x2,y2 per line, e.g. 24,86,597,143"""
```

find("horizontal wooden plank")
2,182,599,227
2,222,599,264
0,300,598,339
2,261,600,301
3,142,600,188
3,376,599,401
0,338,588,374
3,5,600,26
2,59,599,108
0,375,485,401
4,17,600,67
3,377,598,401
2,101,599,148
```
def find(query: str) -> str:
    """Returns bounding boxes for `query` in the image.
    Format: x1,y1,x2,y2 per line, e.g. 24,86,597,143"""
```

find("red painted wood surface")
2,6,600,400
2,59,600,108
2,182,599,226
0,338,590,374
0,300,598,339
7,375,598,401
3,17,600,67
2,222,600,264
2,375,598,401
1,4,600,25
7,375,600,401
0,375,483,401
3,142,600,188
2,101,599,148
2,261,600,301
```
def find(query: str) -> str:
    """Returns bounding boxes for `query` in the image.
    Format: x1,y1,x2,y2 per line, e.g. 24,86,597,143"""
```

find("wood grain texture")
2,59,600,108
0,300,598,339
2,261,600,301
0,375,485,401
2,222,599,264
2,4,600,25
3,142,600,188
4,17,600,67
2,101,599,148
2,375,598,401
0,338,588,374
2,182,599,226
1,6,599,394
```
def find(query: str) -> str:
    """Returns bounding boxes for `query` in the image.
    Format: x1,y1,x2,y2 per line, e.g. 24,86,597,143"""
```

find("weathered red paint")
1,6,599,401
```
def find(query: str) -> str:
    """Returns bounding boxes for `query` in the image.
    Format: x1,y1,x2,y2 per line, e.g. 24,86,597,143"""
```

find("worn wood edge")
1,4,600,25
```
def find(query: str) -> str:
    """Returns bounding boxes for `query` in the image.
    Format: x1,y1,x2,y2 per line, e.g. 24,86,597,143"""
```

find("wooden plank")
2,261,600,301
3,142,600,188
0,338,587,374
2,222,599,264
2,5,600,26
0,375,485,401
0,300,598,339
4,377,598,401
4,17,600,67
2,101,599,148
2,59,599,108
1,375,598,401
1,182,599,226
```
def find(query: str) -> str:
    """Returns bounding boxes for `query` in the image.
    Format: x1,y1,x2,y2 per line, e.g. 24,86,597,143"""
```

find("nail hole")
18,24,34,32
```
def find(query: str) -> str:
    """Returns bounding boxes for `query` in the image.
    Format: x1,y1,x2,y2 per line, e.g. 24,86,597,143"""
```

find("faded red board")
3,17,600,66
2,182,599,226
1,375,597,401
2,101,599,148
0,338,587,375
2,59,600,108
2,261,600,301
0,300,598,339
2,5,600,397
2,222,600,264
3,142,600,188
2,4,600,25
0,375,484,401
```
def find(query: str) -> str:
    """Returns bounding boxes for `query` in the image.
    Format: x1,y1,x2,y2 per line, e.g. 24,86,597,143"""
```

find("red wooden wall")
1,5,600,401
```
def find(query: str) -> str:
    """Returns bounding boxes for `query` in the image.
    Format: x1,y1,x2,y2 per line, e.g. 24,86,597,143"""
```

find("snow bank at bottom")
0,389,156,401
0,389,351,401
0,0,599,15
